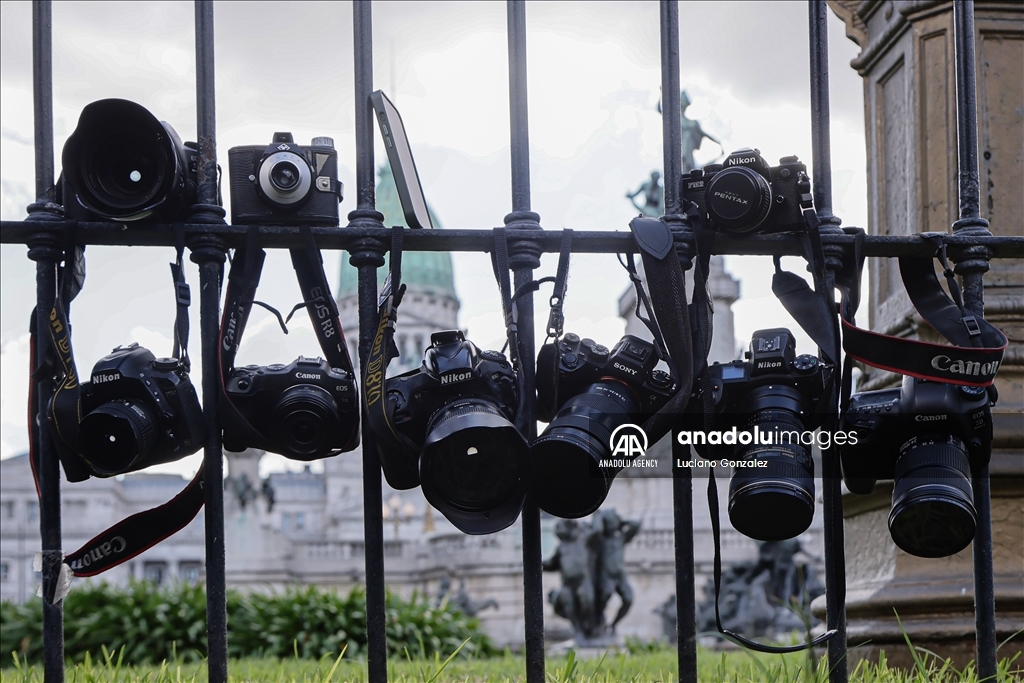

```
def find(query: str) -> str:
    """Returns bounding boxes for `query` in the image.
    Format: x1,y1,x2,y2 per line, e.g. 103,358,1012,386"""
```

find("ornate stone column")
826,0,1023,668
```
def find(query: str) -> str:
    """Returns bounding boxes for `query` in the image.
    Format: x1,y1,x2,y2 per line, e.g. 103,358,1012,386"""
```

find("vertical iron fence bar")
660,3,697,681
505,3,545,681
350,3,389,681
27,2,64,680
950,2,997,678
190,4,229,682
807,4,848,682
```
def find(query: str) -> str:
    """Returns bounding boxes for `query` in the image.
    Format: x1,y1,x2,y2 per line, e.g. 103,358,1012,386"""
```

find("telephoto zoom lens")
78,398,158,476
530,380,640,519
888,435,977,558
727,386,815,541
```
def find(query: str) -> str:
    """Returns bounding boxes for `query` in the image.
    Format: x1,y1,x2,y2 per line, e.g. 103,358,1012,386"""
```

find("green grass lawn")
2,646,1021,683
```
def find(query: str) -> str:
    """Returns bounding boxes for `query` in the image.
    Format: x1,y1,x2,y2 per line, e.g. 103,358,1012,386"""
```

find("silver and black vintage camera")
531,333,675,519
690,328,831,541
70,343,206,476
839,377,993,558
228,133,343,225
382,331,526,534
681,147,812,235
222,357,358,461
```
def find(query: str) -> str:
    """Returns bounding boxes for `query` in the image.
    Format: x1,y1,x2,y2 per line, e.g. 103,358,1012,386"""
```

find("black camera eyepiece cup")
78,398,158,476
62,98,193,221
271,385,342,461
421,398,528,535
888,437,977,558
705,165,772,233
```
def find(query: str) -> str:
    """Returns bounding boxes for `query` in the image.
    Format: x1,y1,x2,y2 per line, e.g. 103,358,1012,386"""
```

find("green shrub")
0,581,493,665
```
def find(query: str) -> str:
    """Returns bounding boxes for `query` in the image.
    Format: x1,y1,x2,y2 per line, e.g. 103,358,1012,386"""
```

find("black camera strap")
363,226,421,489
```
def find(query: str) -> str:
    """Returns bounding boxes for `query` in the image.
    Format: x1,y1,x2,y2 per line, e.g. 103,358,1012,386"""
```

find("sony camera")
688,328,831,541
839,377,993,558
72,343,206,476
532,333,675,519
222,357,358,461
383,330,526,534
681,148,812,235
228,133,343,226
60,99,199,222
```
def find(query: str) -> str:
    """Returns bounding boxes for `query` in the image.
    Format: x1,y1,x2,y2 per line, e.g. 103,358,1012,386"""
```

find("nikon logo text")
756,361,782,369
609,424,648,458
931,355,1000,377
728,157,757,165
915,414,947,422
92,373,120,384
713,191,748,205
296,372,321,380
440,371,472,385
613,362,638,376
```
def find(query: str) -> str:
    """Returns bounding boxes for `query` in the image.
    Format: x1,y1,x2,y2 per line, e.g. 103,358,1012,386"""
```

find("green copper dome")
337,164,455,298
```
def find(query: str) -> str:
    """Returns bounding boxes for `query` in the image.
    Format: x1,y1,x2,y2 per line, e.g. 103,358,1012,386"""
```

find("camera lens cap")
705,166,772,233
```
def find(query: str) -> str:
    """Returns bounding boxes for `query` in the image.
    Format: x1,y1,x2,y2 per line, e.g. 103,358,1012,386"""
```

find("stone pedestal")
825,0,1024,667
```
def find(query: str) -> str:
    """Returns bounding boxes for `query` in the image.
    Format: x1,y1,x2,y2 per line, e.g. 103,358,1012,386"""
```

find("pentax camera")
383,331,526,534
691,328,831,541
532,334,675,519
60,99,199,222
228,133,343,226
681,147,813,235
72,343,206,476
222,357,358,461
839,377,993,558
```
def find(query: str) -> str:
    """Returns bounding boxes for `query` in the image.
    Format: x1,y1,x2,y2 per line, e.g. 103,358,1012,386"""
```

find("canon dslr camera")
840,377,993,558
532,334,675,519
690,328,830,541
384,331,526,534
223,357,358,461
681,147,812,234
228,133,343,225
73,343,206,477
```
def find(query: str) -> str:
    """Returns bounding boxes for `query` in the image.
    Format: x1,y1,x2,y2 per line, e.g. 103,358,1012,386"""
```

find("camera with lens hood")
222,357,358,461
60,99,199,222
840,377,992,558
228,133,343,226
532,333,675,519
681,147,813,235
383,330,526,534
688,328,831,542
73,343,206,477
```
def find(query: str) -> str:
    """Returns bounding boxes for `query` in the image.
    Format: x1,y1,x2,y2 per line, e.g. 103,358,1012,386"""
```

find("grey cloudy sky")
0,1,867,472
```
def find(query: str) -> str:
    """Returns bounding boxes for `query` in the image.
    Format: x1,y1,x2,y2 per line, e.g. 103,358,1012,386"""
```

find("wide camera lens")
271,385,339,460
705,166,772,233
888,436,977,558
79,399,157,475
421,398,528,534
728,387,815,541
530,380,640,519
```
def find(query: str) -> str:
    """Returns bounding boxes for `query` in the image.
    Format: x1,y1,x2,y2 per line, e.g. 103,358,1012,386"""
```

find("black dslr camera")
223,357,358,461
384,331,526,534
532,334,675,519
681,148,812,235
73,343,206,476
689,328,831,541
228,133,343,226
840,377,993,558
60,99,199,222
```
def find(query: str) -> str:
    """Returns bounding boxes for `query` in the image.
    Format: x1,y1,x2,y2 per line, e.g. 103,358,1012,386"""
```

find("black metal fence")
2,2,1020,682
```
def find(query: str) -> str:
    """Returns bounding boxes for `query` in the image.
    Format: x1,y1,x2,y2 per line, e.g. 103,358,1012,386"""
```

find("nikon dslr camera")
840,377,993,558
383,331,526,534
228,132,343,226
222,357,358,461
72,343,206,477
689,328,830,541
532,334,675,519
681,147,812,235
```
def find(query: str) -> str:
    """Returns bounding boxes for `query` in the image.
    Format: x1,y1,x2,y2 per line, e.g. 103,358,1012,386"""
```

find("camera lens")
271,385,339,460
530,380,640,519
705,166,772,233
421,398,528,534
727,386,815,541
79,399,158,475
258,151,312,207
888,436,977,558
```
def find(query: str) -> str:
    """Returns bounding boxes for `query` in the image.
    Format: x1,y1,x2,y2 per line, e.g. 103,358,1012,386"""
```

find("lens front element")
258,151,312,207
79,398,158,475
